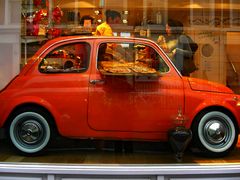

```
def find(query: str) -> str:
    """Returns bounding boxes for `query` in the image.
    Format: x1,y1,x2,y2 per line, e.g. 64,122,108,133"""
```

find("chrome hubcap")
204,120,227,145
19,120,43,144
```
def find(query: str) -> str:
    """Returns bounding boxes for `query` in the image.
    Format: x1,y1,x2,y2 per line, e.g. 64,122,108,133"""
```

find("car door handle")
89,79,105,85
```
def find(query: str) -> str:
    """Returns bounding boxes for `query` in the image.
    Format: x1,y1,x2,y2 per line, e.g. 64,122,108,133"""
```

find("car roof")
34,36,158,57
45,35,155,44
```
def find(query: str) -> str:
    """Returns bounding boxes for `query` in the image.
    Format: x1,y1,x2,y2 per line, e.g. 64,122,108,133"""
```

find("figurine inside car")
0,36,239,157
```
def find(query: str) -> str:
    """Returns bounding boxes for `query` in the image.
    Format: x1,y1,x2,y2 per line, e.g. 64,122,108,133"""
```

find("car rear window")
39,42,90,73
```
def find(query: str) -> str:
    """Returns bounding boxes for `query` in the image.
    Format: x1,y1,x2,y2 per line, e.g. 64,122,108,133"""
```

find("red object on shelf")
47,28,62,38
34,0,42,7
52,6,63,24
26,22,39,36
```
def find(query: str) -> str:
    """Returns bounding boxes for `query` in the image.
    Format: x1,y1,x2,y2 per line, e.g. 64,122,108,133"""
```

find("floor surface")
1,138,240,165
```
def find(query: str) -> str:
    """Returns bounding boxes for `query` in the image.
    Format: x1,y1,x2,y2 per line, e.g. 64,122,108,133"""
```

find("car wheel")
9,108,51,155
192,111,237,157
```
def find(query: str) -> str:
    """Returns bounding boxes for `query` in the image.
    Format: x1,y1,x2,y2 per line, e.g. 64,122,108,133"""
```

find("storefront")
0,0,239,91
1,0,240,179
18,0,239,87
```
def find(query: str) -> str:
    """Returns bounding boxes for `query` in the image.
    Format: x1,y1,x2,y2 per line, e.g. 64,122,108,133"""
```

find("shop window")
39,42,90,73
0,1,4,25
97,42,169,75
1,0,239,167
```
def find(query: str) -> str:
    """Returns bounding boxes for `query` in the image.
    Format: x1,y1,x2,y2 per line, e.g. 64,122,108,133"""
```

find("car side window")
39,42,90,73
97,42,169,74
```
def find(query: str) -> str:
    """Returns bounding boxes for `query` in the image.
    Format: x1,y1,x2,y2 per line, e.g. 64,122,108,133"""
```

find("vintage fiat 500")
0,36,240,156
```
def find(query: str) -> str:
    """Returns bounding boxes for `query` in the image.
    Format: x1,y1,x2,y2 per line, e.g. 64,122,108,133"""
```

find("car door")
88,39,184,133
37,40,91,136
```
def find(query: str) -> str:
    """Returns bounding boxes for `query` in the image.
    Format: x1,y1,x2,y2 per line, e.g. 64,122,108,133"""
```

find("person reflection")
158,19,197,76
95,9,121,36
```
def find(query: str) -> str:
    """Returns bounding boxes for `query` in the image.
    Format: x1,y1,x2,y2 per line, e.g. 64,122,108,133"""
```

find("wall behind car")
0,0,21,90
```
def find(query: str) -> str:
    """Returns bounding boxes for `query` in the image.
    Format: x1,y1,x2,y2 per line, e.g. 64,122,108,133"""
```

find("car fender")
0,95,60,129
184,94,240,129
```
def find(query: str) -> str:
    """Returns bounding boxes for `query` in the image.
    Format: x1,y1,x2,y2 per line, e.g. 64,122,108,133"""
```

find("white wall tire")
9,111,51,155
192,111,237,156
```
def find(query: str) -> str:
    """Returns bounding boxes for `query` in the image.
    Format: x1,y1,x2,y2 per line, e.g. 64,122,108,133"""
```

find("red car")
0,36,240,156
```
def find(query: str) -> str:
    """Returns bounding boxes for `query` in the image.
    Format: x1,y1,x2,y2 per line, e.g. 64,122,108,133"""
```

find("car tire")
8,107,51,155
192,111,237,157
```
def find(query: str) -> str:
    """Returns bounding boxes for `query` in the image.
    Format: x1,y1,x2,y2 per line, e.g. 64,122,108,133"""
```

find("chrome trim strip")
0,163,240,175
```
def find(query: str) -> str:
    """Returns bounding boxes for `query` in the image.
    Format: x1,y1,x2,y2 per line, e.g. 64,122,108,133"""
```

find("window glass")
97,42,169,75
2,0,240,167
39,42,90,73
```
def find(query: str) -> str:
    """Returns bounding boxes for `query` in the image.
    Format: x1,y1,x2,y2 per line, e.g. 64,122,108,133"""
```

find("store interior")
20,0,240,94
